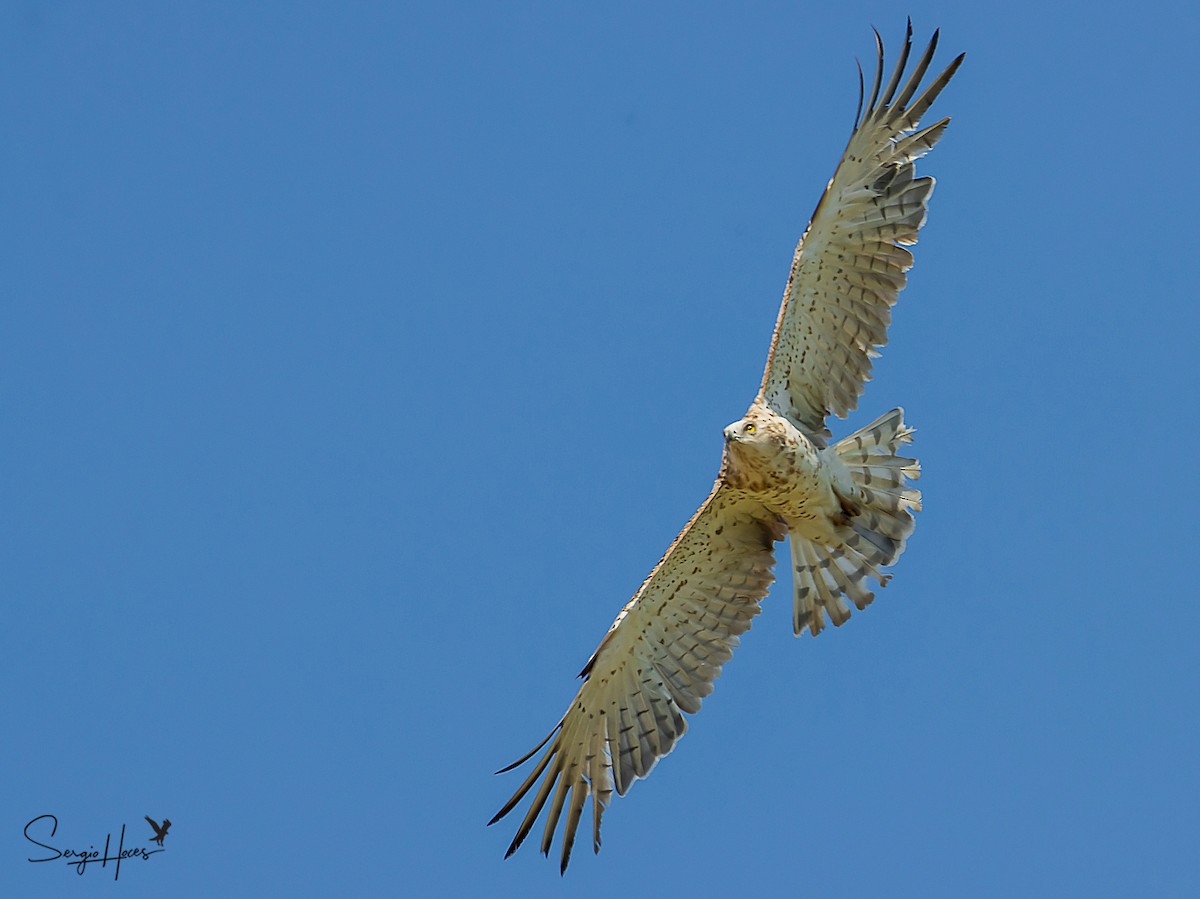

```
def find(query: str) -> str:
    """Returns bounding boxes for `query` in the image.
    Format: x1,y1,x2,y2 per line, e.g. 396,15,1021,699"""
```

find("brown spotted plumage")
491,21,961,872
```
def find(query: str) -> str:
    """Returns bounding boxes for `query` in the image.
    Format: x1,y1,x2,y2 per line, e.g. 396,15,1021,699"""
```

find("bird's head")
723,408,785,450
722,407,794,488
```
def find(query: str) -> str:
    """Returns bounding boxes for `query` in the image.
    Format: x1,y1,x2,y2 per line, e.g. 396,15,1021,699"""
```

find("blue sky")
4,1,1197,896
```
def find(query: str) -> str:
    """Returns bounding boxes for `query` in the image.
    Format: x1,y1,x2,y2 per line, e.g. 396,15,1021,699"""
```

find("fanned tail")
792,408,921,636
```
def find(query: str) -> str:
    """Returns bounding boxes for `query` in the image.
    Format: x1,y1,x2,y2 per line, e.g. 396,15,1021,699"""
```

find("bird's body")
723,399,919,635
491,21,962,873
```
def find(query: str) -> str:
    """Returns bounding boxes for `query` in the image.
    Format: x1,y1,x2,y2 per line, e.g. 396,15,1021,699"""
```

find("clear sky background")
3,2,1197,896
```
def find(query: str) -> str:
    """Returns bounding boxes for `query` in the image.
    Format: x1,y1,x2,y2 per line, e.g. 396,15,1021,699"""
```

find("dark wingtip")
494,724,560,774
504,828,531,859
853,58,865,127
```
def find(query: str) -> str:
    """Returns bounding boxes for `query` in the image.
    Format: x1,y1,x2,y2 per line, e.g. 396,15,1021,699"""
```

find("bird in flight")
144,816,172,847
490,21,963,873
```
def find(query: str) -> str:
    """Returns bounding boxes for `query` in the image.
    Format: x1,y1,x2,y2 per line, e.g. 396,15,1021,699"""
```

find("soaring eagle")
491,22,963,873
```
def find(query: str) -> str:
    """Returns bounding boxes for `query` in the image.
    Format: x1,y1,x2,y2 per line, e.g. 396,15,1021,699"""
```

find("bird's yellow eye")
745,423,756,434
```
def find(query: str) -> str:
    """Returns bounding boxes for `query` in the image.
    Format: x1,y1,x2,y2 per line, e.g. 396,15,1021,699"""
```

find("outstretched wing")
489,483,785,872
144,816,161,834
759,22,964,443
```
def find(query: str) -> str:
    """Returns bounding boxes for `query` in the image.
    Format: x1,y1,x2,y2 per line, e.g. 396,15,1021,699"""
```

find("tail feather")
792,539,852,635
791,408,921,637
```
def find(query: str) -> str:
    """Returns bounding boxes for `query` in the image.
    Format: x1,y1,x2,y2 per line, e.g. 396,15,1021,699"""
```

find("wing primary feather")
494,723,561,775
539,761,574,856
559,782,588,875
853,58,865,130
604,706,628,795
892,120,950,166
592,791,604,855
863,27,885,123
905,53,966,125
892,28,939,114
489,728,563,826
588,729,612,854
504,760,562,858
875,18,914,114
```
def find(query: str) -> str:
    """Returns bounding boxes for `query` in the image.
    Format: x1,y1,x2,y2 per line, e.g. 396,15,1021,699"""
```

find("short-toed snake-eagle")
491,22,964,872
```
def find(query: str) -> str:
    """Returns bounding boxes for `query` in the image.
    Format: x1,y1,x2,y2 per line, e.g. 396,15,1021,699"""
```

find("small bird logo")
145,816,172,847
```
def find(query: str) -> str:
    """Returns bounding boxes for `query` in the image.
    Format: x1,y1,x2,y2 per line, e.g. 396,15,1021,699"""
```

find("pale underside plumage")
760,23,963,443
489,486,784,871
491,21,962,873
